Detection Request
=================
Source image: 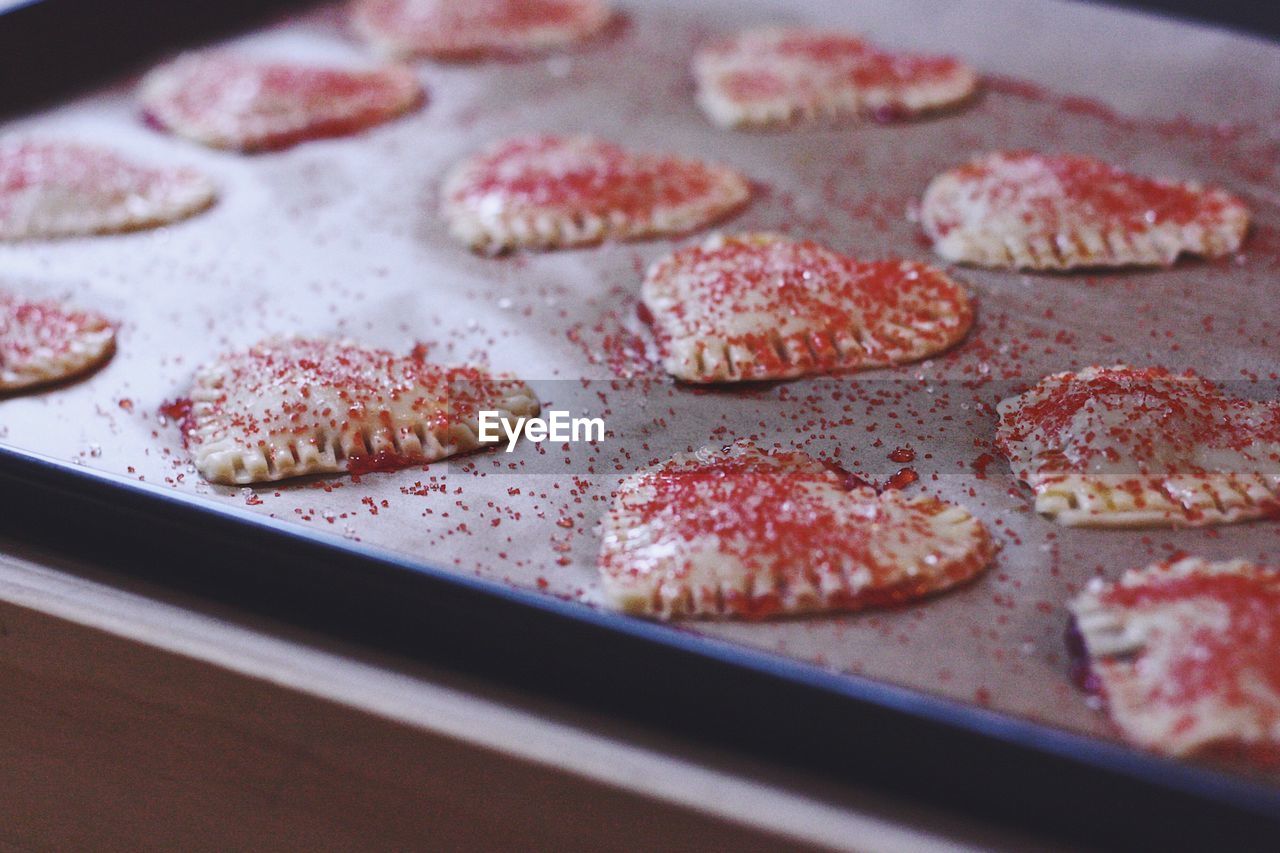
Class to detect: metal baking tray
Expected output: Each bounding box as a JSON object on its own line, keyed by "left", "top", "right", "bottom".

{"left": 3, "top": 0, "right": 1279, "bottom": 844}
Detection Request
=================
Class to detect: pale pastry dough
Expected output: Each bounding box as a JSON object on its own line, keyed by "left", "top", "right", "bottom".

{"left": 139, "top": 52, "right": 424, "bottom": 152}
{"left": 598, "top": 441, "right": 994, "bottom": 620}
{"left": 351, "top": 0, "right": 611, "bottom": 60}
{"left": 996, "top": 366, "right": 1280, "bottom": 527}
{"left": 642, "top": 232, "right": 973, "bottom": 383}
{"left": 0, "top": 140, "right": 215, "bottom": 240}
{"left": 0, "top": 293, "right": 116, "bottom": 392}
{"left": 185, "top": 337, "right": 540, "bottom": 485}
{"left": 694, "top": 27, "right": 977, "bottom": 129}
{"left": 1069, "top": 557, "right": 1280, "bottom": 759}
{"left": 921, "top": 151, "right": 1249, "bottom": 270}
{"left": 442, "top": 135, "right": 750, "bottom": 253}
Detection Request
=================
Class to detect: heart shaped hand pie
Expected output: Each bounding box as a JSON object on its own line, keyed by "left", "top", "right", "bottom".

{"left": 139, "top": 53, "right": 424, "bottom": 152}
{"left": 351, "top": 0, "right": 612, "bottom": 60}
{"left": 598, "top": 441, "right": 994, "bottom": 620}
{"left": 0, "top": 293, "right": 116, "bottom": 392}
{"left": 996, "top": 366, "right": 1280, "bottom": 527}
{"left": 694, "top": 27, "right": 977, "bottom": 129}
{"left": 0, "top": 141, "right": 216, "bottom": 240}
{"left": 442, "top": 134, "right": 751, "bottom": 253}
{"left": 921, "top": 151, "right": 1249, "bottom": 270}
{"left": 184, "top": 337, "right": 540, "bottom": 485}
{"left": 642, "top": 233, "right": 973, "bottom": 382}
{"left": 1069, "top": 557, "right": 1280, "bottom": 760}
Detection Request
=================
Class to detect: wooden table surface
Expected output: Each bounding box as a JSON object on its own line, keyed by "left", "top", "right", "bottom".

{"left": 0, "top": 535, "right": 1060, "bottom": 852}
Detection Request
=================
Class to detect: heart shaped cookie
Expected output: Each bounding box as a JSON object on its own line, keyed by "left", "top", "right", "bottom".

{"left": 183, "top": 337, "right": 540, "bottom": 485}
{"left": 598, "top": 441, "right": 994, "bottom": 620}
{"left": 351, "top": 0, "right": 611, "bottom": 60}
{"left": 441, "top": 134, "right": 751, "bottom": 253}
{"left": 0, "top": 293, "right": 116, "bottom": 392}
{"left": 1069, "top": 556, "right": 1280, "bottom": 759}
{"left": 0, "top": 140, "right": 216, "bottom": 240}
{"left": 921, "top": 151, "right": 1249, "bottom": 269}
{"left": 996, "top": 366, "right": 1280, "bottom": 527}
{"left": 694, "top": 27, "right": 977, "bottom": 129}
{"left": 139, "top": 53, "right": 425, "bottom": 152}
{"left": 642, "top": 233, "right": 973, "bottom": 382}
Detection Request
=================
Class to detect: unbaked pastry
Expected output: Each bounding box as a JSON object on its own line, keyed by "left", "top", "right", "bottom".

{"left": 598, "top": 441, "right": 994, "bottom": 619}
{"left": 0, "top": 293, "right": 116, "bottom": 392}
{"left": 642, "top": 232, "right": 973, "bottom": 382}
{"left": 0, "top": 140, "right": 215, "bottom": 240}
{"left": 442, "top": 134, "right": 750, "bottom": 253}
{"left": 694, "top": 27, "right": 977, "bottom": 129}
{"left": 996, "top": 366, "right": 1280, "bottom": 527}
{"left": 351, "top": 0, "right": 611, "bottom": 60}
{"left": 184, "top": 337, "right": 540, "bottom": 485}
{"left": 139, "top": 52, "right": 424, "bottom": 152}
{"left": 921, "top": 151, "right": 1248, "bottom": 269}
{"left": 1069, "top": 557, "right": 1280, "bottom": 759}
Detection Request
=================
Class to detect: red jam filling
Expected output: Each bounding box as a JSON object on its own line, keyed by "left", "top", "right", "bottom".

{"left": 159, "top": 397, "right": 196, "bottom": 446}
{"left": 347, "top": 449, "right": 425, "bottom": 476}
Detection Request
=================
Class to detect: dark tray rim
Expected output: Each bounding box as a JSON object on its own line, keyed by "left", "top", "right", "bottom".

{"left": 2, "top": 443, "right": 1278, "bottom": 847}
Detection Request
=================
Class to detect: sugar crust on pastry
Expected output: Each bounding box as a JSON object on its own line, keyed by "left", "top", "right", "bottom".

{"left": 139, "top": 52, "right": 424, "bottom": 152}
{"left": 185, "top": 337, "right": 540, "bottom": 485}
{"left": 1069, "top": 557, "right": 1280, "bottom": 759}
{"left": 598, "top": 441, "right": 994, "bottom": 620}
{"left": 642, "top": 232, "right": 973, "bottom": 383}
{"left": 0, "top": 293, "right": 116, "bottom": 392}
{"left": 350, "top": 0, "right": 611, "bottom": 60}
{"left": 0, "top": 140, "right": 216, "bottom": 240}
{"left": 996, "top": 365, "right": 1280, "bottom": 528}
{"left": 442, "top": 134, "right": 751, "bottom": 253}
{"left": 694, "top": 26, "right": 977, "bottom": 129}
{"left": 921, "top": 151, "right": 1249, "bottom": 270}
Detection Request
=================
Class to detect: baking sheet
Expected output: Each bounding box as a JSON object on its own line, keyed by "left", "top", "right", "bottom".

{"left": 2, "top": 0, "right": 1280, "bottom": 782}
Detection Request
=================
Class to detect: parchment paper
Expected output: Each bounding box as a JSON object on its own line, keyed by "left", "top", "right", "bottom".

{"left": 3, "top": 0, "right": 1279, "bottom": 782}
